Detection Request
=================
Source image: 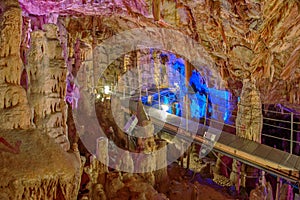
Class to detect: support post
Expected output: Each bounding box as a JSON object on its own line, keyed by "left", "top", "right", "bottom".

{"left": 184, "top": 60, "right": 192, "bottom": 168}
{"left": 158, "top": 86, "right": 161, "bottom": 109}
{"left": 204, "top": 95, "right": 208, "bottom": 127}
{"left": 275, "top": 177, "right": 282, "bottom": 200}
{"left": 184, "top": 60, "right": 192, "bottom": 129}
{"left": 137, "top": 50, "right": 142, "bottom": 100}
{"left": 185, "top": 96, "right": 189, "bottom": 131}
{"left": 186, "top": 146, "right": 191, "bottom": 169}
{"left": 237, "top": 161, "right": 241, "bottom": 195}
{"left": 290, "top": 112, "right": 294, "bottom": 154}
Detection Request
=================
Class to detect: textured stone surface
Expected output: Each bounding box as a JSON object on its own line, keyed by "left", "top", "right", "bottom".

{"left": 0, "top": 129, "right": 81, "bottom": 200}
{"left": 27, "top": 24, "right": 70, "bottom": 151}
{"left": 0, "top": 3, "right": 31, "bottom": 129}
{"left": 230, "top": 77, "right": 263, "bottom": 191}
{"left": 0, "top": 1, "right": 81, "bottom": 199}
{"left": 18, "top": 0, "right": 300, "bottom": 111}
{"left": 1, "top": 0, "right": 299, "bottom": 199}
{"left": 167, "top": 163, "right": 233, "bottom": 200}
{"left": 236, "top": 78, "right": 263, "bottom": 142}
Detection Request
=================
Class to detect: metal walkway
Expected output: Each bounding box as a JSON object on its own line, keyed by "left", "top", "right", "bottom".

{"left": 122, "top": 100, "right": 300, "bottom": 182}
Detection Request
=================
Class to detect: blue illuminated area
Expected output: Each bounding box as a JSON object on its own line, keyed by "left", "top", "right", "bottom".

{"left": 166, "top": 53, "right": 186, "bottom": 101}
{"left": 189, "top": 69, "right": 232, "bottom": 124}
{"left": 141, "top": 52, "right": 233, "bottom": 124}
{"left": 141, "top": 88, "right": 180, "bottom": 115}
{"left": 189, "top": 69, "right": 210, "bottom": 119}
{"left": 208, "top": 88, "right": 232, "bottom": 124}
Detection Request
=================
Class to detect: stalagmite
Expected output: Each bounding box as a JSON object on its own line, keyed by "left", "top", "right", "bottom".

{"left": 154, "top": 140, "right": 170, "bottom": 192}
{"left": 236, "top": 78, "right": 263, "bottom": 142}
{"left": 231, "top": 77, "right": 264, "bottom": 194}
{"left": 27, "top": 24, "right": 70, "bottom": 151}
{"left": 0, "top": 0, "right": 31, "bottom": 130}
{"left": 0, "top": 2, "right": 81, "bottom": 198}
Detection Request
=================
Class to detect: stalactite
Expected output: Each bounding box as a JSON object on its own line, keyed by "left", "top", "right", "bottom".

{"left": 152, "top": 0, "right": 161, "bottom": 21}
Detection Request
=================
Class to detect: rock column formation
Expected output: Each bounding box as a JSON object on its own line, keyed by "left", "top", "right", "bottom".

{"left": 27, "top": 24, "right": 70, "bottom": 151}
{"left": 0, "top": 0, "right": 31, "bottom": 129}
{"left": 230, "top": 78, "right": 263, "bottom": 192}
{"left": 0, "top": 1, "right": 81, "bottom": 199}
{"left": 236, "top": 78, "right": 263, "bottom": 142}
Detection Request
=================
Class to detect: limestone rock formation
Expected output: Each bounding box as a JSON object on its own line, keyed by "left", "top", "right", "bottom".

{"left": 236, "top": 78, "right": 263, "bottom": 142}
{"left": 104, "top": 173, "right": 169, "bottom": 200}
{"left": 0, "top": 129, "right": 81, "bottom": 200}
{"left": 0, "top": 1, "right": 31, "bottom": 130}
{"left": 17, "top": 0, "right": 300, "bottom": 112}
{"left": 27, "top": 24, "right": 70, "bottom": 151}
{"left": 230, "top": 77, "right": 263, "bottom": 191}
{"left": 249, "top": 182, "right": 274, "bottom": 200}
{"left": 0, "top": 1, "right": 81, "bottom": 199}
{"left": 0, "top": 0, "right": 299, "bottom": 199}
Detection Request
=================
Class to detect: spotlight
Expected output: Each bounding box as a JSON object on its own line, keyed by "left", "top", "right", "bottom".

{"left": 161, "top": 104, "right": 169, "bottom": 112}
{"left": 104, "top": 86, "right": 110, "bottom": 94}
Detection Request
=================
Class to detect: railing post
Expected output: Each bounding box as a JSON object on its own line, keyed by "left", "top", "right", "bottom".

{"left": 204, "top": 95, "right": 208, "bottom": 126}
{"left": 290, "top": 112, "right": 294, "bottom": 154}
{"left": 185, "top": 95, "right": 189, "bottom": 131}
{"left": 185, "top": 95, "right": 190, "bottom": 169}
{"left": 158, "top": 86, "right": 161, "bottom": 109}
{"left": 275, "top": 176, "right": 282, "bottom": 200}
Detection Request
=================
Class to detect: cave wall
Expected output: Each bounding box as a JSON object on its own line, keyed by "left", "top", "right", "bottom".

{"left": 0, "top": 0, "right": 299, "bottom": 199}
{"left": 0, "top": 1, "right": 81, "bottom": 199}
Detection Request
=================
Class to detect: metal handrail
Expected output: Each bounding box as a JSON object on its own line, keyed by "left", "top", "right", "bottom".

{"left": 109, "top": 84, "right": 300, "bottom": 155}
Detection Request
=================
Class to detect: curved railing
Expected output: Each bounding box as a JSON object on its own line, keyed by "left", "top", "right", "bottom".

{"left": 99, "top": 83, "right": 300, "bottom": 156}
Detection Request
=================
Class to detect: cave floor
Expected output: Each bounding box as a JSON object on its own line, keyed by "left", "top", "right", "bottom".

{"left": 0, "top": 129, "right": 80, "bottom": 200}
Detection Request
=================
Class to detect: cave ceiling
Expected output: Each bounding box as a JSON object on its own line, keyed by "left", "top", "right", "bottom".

{"left": 17, "top": 0, "right": 300, "bottom": 111}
